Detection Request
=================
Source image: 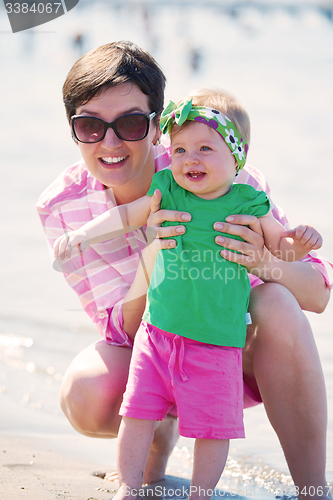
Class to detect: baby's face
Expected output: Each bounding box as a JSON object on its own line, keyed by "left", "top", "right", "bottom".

{"left": 171, "top": 121, "right": 237, "bottom": 200}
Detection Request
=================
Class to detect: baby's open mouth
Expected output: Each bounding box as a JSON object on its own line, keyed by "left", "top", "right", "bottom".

{"left": 186, "top": 171, "right": 206, "bottom": 179}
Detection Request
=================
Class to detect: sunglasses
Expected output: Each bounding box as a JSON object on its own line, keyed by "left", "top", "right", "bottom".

{"left": 71, "top": 112, "right": 157, "bottom": 143}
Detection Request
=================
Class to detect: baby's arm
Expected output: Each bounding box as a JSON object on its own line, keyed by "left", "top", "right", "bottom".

{"left": 53, "top": 194, "right": 153, "bottom": 259}
{"left": 260, "top": 211, "right": 323, "bottom": 262}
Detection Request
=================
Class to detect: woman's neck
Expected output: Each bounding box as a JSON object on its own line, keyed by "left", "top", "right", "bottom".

{"left": 105, "top": 157, "right": 156, "bottom": 206}
{"left": 111, "top": 185, "right": 149, "bottom": 205}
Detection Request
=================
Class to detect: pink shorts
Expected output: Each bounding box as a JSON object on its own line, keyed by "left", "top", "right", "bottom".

{"left": 119, "top": 322, "right": 245, "bottom": 440}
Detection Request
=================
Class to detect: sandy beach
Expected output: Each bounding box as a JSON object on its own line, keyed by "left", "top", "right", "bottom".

{"left": 1, "top": 1, "right": 333, "bottom": 498}
{"left": 1, "top": 433, "right": 116, "bottom": 500}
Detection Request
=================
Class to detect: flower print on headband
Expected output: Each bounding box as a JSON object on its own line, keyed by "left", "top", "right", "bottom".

{"left": 160, "top": 98, "right": 249, "bottom": 170}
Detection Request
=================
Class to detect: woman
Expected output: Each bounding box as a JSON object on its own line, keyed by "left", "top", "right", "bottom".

{"left": 37, "top": 41, "right": 331, "bottom": 498}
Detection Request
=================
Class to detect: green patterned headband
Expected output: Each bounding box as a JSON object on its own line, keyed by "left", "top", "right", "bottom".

{"left": 160, "top": 98, "right": 248, "bottom": 170}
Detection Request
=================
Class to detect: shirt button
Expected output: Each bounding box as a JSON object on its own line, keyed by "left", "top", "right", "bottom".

{"left": 98, "top": 311, "right": 107, "bottom": 319}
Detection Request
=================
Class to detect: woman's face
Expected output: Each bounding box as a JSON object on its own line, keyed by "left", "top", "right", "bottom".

{"left": 75, "top": 83, "right": 160, "bottom": 203}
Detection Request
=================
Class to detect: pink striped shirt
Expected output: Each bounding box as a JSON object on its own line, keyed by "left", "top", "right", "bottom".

{"left": 37, "top": 144, "right": 331, "bottom": 347}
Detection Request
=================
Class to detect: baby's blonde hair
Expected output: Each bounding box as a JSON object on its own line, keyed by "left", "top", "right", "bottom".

{"left": 172, "top": 88, "right": 250, "bottom": 145}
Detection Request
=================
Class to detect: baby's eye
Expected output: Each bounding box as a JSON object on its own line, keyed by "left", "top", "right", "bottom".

{"left": 201, "top": 146, "right": 211, "bottom": 151}
{"left": 174, "top": 147, "right": 186, "bottom": 154}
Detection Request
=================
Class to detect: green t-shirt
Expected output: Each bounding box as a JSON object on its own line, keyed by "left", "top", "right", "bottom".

{"left": 143, "top": 169, "right": 270, "bottom": 347}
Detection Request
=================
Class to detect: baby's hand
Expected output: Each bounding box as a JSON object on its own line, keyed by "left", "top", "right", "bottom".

{"left": 282, "top": 224, "right": 323, "bottom": 250}
{"left": 53, "top": 229, "right": 90, "bottom": 260}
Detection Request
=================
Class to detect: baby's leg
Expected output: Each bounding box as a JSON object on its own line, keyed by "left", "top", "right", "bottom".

{"left": 114, "top": 416, "right": 155, "bottom": 500}
{"left": 189, "top": 439, "right": 229, "bottom": 500}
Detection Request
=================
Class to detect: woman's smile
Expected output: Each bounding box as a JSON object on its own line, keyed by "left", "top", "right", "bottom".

{"left": 99, "top": 155, "right": 129, "bottom": 167}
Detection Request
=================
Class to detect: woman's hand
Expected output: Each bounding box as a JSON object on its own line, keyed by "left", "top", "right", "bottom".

{"left": 146, "top": 189, "right": 191, "bottom": 249}
{"left": 214, "top": 214, "right": 267, "bottom": 275}
{"left": 214, "top": 213, "right": 330, "bottom": 312}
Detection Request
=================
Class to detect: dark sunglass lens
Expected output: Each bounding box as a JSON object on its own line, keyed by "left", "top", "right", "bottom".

{"left": 116, "top": 115, "right": 148, "bottom": 141}
{"left": 74, "top": 117, "right": 104, "bottom": 142}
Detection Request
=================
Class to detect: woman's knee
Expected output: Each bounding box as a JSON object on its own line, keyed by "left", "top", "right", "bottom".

{"left": 59, "top": 341, "right": 131, "bottom": 437}
{"left": 250, "top": 283, "right": 306, "bottom": 322}
{"left": 248, "top": 283, "right": 312, "bottom": 348}
{"left": 59, "top": 369, "right": 120, "bottom": 437}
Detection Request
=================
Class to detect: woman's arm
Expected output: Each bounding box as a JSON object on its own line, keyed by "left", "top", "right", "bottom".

{"left": 122, "top": 244, "right": 160, "bottom": 339}
{"left": 122, "top": 191, "right": 191, "bottom": 339}
{"left": 214, "top": 214, "right": 330, "bottom": 313}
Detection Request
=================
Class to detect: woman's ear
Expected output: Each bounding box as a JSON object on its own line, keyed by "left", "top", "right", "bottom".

{"left": 153, "top": 125, "right": 162, "bottom": 146}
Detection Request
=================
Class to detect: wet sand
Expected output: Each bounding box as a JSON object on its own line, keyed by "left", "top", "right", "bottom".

{"left": 1, "top": 433, "right": 116, "bottom": 500}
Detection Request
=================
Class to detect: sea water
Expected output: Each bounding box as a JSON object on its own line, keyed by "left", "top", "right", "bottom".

{"left": 0, "top": 0, "right": 332, "bottom": 496}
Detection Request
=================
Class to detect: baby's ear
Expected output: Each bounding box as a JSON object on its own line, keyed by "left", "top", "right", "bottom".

{"left": 234, "top": 159, "right": 240, "bottom": 175}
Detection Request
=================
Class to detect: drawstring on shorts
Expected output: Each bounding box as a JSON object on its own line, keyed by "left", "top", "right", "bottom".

{"left": 168, "top": 335, "right": 188, "bottom": 384}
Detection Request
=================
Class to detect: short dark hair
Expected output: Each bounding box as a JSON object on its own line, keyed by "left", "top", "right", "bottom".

{"left": 63, "top": 41, "right": 166, "bottom": 123}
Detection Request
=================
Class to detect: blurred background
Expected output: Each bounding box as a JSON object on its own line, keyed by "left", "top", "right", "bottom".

{"left": 0, "top": 0, "right": 332, "bottom": 493}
